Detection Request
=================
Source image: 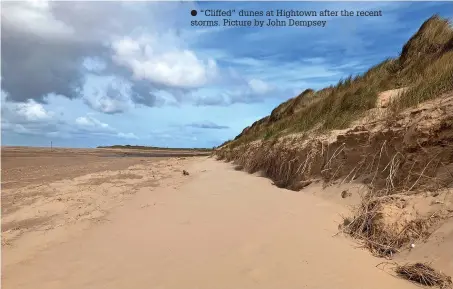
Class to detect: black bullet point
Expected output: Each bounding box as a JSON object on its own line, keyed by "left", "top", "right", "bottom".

{"left": 191, "top": 10, "right": 197, "bottom": 16}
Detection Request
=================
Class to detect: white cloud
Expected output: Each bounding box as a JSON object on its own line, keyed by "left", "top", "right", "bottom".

{"left": 2, "top": 0, "right": 448, "bottom": 149}
{"left": 2, "top": 1, "right": 294, "bottom": 110}
{"left": 75, "top": 114, "right": 139, "bottom": 140}
{"left": 83, "top": 92, "right": 133, "bottom": 114}
{"left": 1, "top": 0, "right": 74, "bottom": 39}
{"left": 187, "top": 121, "right": 229, "bottom": 130}
{"left": 2, "top": 123, "right": 30, "bottom": 135}
{"left": 2, "top": 93, "right": 140, "bottom": 142}
{"left": 117, "top": 132, "right": 138, "bottom": 139}
{"left": 82, "top": 76, "right": 136, "bottom": 114}
{"left": 75, "top": 115, "right": 109, "bottom": 129}
{"left": 111, "top": 34, "right": 218, "bottom": 89}
{"left": 14, "top": 99, "right": 53, "bottom": 122}
{"left": 303, "top": 57, "right": 326, "bottom": 64}
{"left": 248, "top": 79, "right": 273, "bottom": 95}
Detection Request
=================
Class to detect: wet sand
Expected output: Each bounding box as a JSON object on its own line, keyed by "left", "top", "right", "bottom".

{"left": 1, "top": 146, "right": 209, "bottom": 190}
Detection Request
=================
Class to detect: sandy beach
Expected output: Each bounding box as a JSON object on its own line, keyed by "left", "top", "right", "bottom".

{"left": 2, "top": 4, "right": 453, "bottom": 288}
{"left": 1, "top": 148, "right": 419, "bottom": 289}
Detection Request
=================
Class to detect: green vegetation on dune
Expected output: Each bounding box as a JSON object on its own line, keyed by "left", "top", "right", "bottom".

{"left": 223, "top": 15, "right": 453, "bottom": 149}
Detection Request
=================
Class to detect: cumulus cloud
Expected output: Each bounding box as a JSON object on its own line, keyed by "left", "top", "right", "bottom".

{"left": 247, "top": 79, "right": 273, "bottom": 95}
{"left": 1, "top": 1, "right": 100, "bottom": 103}
{"left": 2, "top": 93, "right": 53, "bottom": 124}
{"left": 2, "top": 123, "right": 31, "bottom": 135}
{"left": 15, "top": 99, "right": 53, "bottom": 122}
{"left": 1, "top": 91, "right": 138, "bottom": 140}
{"left": 1, "top": 1, "right": 286, "bottom": 112}
{"left": 75, "top": 115, "right": 110, "bottom": 129}
{"left": 83, "top": 91, "right": 132, "bottom": 114}
{"left": 112, "top": 35, "right": 218, "bottom": 89}
{"left": 0, "top": 1, "right": 227, "bottom": 111}
{"left": 1, "top": 95, "right": 62, "bottom": 136}
{"left": 193, "top": 77, "right": 280, "bottom": 106}
{"left": 117, "top": 132, "right": 138, "bottom": 139}
{"left": 2, "top": 0, "right": 75, "bottom": 40}
{"left": 82, "top": 77, "right": 136, "bottom": 114}
{"left": 74, "top": 114, "right": 137, "bottom": 140}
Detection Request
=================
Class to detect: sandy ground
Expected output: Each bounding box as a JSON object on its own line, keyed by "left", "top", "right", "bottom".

{"left": 1, "top": 147, "right": 205, "bottom": 266}
{"left": 1, "top": 152, "right": 422, "bottom": 289}
{"left": 1, "top": 146, "right": 209, "bottom": 190}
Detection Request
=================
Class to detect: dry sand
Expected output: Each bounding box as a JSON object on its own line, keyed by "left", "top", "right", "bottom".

{"left": 1, "top": 151, "right": 422, "bottom": 289}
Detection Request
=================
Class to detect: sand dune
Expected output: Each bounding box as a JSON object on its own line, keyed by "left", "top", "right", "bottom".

{"left": 2, "top": 157, "right": 419, "bottom": 289}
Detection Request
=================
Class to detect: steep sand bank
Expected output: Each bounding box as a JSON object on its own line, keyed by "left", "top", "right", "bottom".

{"left": 216, "top": 92, "right": 453, "bottom": 278}
{"left": 3, "top": 158, "right": 419, "bottom": 289}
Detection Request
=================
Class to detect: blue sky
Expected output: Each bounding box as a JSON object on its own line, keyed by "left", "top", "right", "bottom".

{"left": 1, "top": 1, "right": 452, "bottom": 148}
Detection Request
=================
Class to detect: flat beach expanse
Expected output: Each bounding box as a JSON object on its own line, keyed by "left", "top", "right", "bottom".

{"left": 2, "top": 147, "right": 417, "bottom": 289}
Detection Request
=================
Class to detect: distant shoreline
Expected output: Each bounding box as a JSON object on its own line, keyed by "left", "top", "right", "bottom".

{"left": 97, "top": 145, "right": 214, "bottom": 152}
{"left": 1, "top": 145, "right": 214, "bottom": 152}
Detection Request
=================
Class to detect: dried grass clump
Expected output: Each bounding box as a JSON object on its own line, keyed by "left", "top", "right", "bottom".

{"left": 396, "top": 262, "right": 452, "bottom": 288}
{"left": 342, "top": 195, "right": 442, "bottom": 257}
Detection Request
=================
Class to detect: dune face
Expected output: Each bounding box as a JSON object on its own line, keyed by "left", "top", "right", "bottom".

{"left": 216, "top": 15, "right": 453, "bottom": 286}
{"left": 218, "top": 16, "right": 453, "bottom": 149}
